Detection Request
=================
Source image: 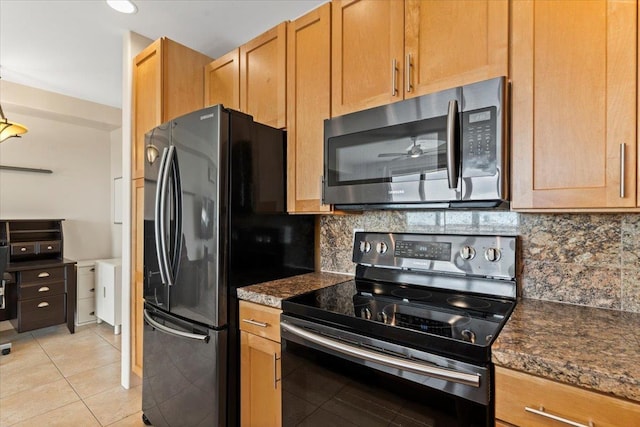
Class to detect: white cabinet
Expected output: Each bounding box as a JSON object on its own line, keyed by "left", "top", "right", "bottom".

{"left": 95, "top": 258, "right": 122, "bottom": 335}
{"left": 76, "top": 260, "right": 97, "bottom": 326}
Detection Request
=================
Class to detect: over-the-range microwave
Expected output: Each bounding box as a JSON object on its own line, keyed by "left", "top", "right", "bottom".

{"left": 322, "top": 76, "right": 509, "bottom": 210}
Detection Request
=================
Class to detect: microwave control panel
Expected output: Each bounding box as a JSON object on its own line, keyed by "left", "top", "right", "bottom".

{"left": 461, "top": 106, "right": 497, "bottom": 177}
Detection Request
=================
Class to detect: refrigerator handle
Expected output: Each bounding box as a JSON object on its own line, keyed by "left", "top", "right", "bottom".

{"left": 144, "top": 309, "right": 210, "bottom": 343}
{"left": 154, "top": 147, "right": 170, "bottom": 287}
{"left": 168, "top": 147, "right": 183, "bottom": 283}
{"left": 159, "top": 146, "right": 175, "bottom": 287}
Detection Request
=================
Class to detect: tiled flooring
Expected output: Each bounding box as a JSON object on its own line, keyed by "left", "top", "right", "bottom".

{"left": 0, "top": 321, "right": 147, "bottom": 427}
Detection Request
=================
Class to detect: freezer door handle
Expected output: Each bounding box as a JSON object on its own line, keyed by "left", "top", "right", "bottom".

{"left": 143, "top": 309, "right": 210, "bottom": 343}
{"left": 168, "top": 146, "right": 183, "bottom": 283}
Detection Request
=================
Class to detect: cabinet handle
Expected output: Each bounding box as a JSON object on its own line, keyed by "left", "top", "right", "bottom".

{"left": 46, "top": 245, "right": 53, "bottom": 250}
{"left": 273, "top": 353, "right": 281, "bottom": 389}
{"left": 37, "top": 302, "right": 49, "bottom": 308}
{"left": 38, "top": 286, "right": 50, "bottom": 292}
{"left": 406, "top": 53, "right": 412, "bottom": 93}
{"left": 241, "top": 318, "right": 268, "bottom": 328}
{"left": 104, "top": 287, "right": 106, "bottom": 298}
{"left": 525, "top": 406, "right": 594, "bottom": 427}
{"left": 20, "top": 247, "right": 27, "bottom": 252}
{"left": 620, "top": 143, "right": 626, "bottom": 198}
{"left": 391, "top": 59, "right": 398, "bottom": 96}
{"left": 37, "top": 272, "right": 50, "bottom": 278}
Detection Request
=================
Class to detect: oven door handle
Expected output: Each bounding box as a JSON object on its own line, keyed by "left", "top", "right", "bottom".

{"left": 281, "top": 322, "right": 480, "bottom": 388}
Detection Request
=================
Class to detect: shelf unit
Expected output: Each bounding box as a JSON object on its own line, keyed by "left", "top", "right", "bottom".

{"left": 0, "top": 219, "right": 64, "bottom": 262}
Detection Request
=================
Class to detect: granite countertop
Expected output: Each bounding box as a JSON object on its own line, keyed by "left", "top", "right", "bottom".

{"left": 238, "top": 273, "right": 640, "bottom": 404}
{"left": 236, "top": 271, "right": 353, "bottom": 309}
{"left": 493, "top": 298, "right": 640, "bottom": 403}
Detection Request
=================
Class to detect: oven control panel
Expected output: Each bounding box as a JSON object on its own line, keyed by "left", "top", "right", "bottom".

{"left": 353, "top": 232, "right": 517, "bottom": 280}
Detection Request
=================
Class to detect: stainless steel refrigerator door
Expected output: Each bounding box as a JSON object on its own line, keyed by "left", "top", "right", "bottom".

{"left": 142, "top": 305, "right": 227, "bottom": 427}
{"left": 165, "top": 106, "right": 224, "bottom": 328}
{"left": 144, "top": 122, "right": 172, "bottom": 311}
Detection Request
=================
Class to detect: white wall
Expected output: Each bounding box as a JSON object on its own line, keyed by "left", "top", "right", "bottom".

{"left": 0, "top": 80, "right": 121, "bottom": 261}
{"left": 110, "top": 127, "right": 123, "bottom": 257}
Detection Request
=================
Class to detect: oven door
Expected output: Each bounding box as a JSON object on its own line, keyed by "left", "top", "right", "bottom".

{"left": 281, "top": 316, "right": 491, "bottom": 427}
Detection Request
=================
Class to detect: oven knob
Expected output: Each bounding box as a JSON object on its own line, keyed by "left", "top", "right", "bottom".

{"left": 359, "top": 240, "right": 371, "bottom": 253}
{"left": 484, "top": 247, "right": 501, "bottom": 262}
{"left": 376, "top": 242, "right": 388, "bottom": 254}
{"left": 460, "top": 245, "right": 476, "bottom": 260}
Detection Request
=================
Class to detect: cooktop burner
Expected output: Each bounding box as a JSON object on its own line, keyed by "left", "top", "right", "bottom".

{"left": 282, "top": 232, "right": 518, "bottom": 364}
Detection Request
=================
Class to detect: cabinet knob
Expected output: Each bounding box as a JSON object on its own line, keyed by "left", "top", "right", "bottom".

{"left": 38, "top": 272, "right": 51, "bottom": 278}
{"left": 37, "top": 302, "right": 50, "bottom": 308}
{"left": 38, "top": 286, "right": 50, "bottom": 292}
{"left": 90, "top": 288, "right": 95, "bottom": 292}
{"left": 20, "top": 247, "right": 27, "bottom": 252}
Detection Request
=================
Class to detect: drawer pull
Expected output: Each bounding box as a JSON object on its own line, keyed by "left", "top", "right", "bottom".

{"left": 242, "top": 318, "right": 268, "bottom": 328}
{"left": 90, "top": 288, "right": 95, "bottom": 292}
{"left": 90, "top": 311, "right": 95, "bottom": 315}
{"left": 37, "top": 272, "right": 51, "bottom": 278}
{"left": 38, "top": 286, "right": 50, "bottom": 292}
{"left": 46, "top": 245, "right": 53, "bottom": 250}
{"left": 20, "top": 247, "right": 27, "bottom": 252}
{"left": 37, "top": 302, "right": 50, "bottom": 308}
{"left": 525, "top": 406, "right": 594, "bottom": 427}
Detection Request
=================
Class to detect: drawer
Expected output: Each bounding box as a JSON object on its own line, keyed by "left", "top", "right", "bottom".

{"left": 20, "top": 267, "right": 65, "bottom": 284}
{"left": 38, "top": 240, "right": 61, "bottom": 254}
{"left": 495, "top": 366, "right": 640, "bottom": 427}
{"left": 239, "top": 300, "right": 281, "bottom": 343}
{"left": 19, "top": 280, "right": 65, "bottom": 300}
{"left": 11, "top": 242, "right": 36, "bottom": 256}
{"left": 77, "top": 297, "right": 96, "bottom": 324}
{"left": 18, "top": 293, "right": 66, "bottom": 332}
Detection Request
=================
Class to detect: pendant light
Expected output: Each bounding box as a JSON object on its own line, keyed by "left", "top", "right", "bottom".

{"left": 0, "top": 103, "right": 28, "bottom": 142}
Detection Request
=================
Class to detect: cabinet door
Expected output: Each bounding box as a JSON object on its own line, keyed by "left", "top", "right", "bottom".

{"left": 240, "top": 22, "right": 287, "bottom": 128}
{"left": 287, "top": 2, "right": 332, "bottom": 213}
{"left": 511, "top": 0, "right": 637, "bottom": 209}
{"left": 204, "top": 48, "right": 240, "bottom": 110}
{"left": 132, "top": 39, "right": 163, "bottom": 180}
{"left": 240, "top": 331, "right": 281, "bottom": 427}
{"left": 404, "top": 0, "right": 508, "bottom": 97}
{"left": 131, "top": 178, "right": 145, "bottom": 376}
{"left": 163, "top": 38, "right": 212, "bottom": 121}
{"left": 331, "top": 0, "right": 405, "bottom": 116}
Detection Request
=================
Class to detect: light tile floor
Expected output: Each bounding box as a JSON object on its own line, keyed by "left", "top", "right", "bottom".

{"left": 0, "top": 321, "right": 147, "bottom": 427}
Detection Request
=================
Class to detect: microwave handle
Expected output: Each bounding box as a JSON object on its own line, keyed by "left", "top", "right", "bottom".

{"left": 446, "top": 99, "right": 459, "bottom": 189}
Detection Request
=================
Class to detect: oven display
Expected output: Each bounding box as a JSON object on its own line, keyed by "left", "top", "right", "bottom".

{"left": 394, "top": 241, "right": 451, "bottom": 261}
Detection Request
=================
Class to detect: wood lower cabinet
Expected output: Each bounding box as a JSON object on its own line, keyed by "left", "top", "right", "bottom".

{"left": 331, "top": 0, "right": 508, "bottom": 116}
{"left": 495, "top": 366, "right": 640, "bottom": 427}
{"left": 204, "top": 48, "right": 240, "bottom": 110}
{"left": 286, "top": 2, "right": 332, "bottom": 214}
{"left": 239, "top": 301, "right": 282, "bottom": 427}
{"left": 131, "top": 178, "right": 144, "bottom": 376}
{"left": 240, "top": 22, "right": 287, "bottom": 129}
{"left": 510, "top": 0, "right": 637, "bottom": 210}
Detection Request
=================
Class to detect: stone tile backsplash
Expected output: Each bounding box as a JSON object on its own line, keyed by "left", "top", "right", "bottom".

{"left": 319, "top": 211, "right": 640, "bottom": 313}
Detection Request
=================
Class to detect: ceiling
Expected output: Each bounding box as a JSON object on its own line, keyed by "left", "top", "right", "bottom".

{"left": 0, "top": 0, "right": 325, "bottom": 109}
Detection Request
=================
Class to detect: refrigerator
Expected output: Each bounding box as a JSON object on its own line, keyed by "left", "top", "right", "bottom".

{"left": 141, "top": 105, "right": 315, "bottom": 427}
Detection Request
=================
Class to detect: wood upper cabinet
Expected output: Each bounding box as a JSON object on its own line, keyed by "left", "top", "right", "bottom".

{"left": 331, "top": 0, "right": 404, "bottom": 117}
{"left": 204, "top": 48, "right": 240, "bottom": 110}
{"left": 495, "top": 366, "right": 640, "bottom": 427}
{"left": 132, "top": 37, "right": 212, "bottom": 180}
{"left": 287, "top": 2, "right": 332, "bottom": 213}
{"left": 240, "top": 22, "right": 287, "bottom": 129}
{"left": 510, "top": 0, "right": 637, "bottom": 210}
{"left": 239, "top": 301, "right": 282, "bottom": 427}
{"left": 331, "top": 0, "right": 508, "bottom": 117}
{"left": 404, "top": 0, "right": 508, "bottom": 97}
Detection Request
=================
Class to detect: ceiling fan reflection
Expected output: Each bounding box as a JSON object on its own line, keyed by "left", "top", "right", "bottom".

{"left": 378, "top": 136, "right": 443, "bottom": 160}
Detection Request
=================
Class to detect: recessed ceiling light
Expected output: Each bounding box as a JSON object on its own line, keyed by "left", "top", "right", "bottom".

{"left": 107, "top": 0, "right": 138, "bottom": 14}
